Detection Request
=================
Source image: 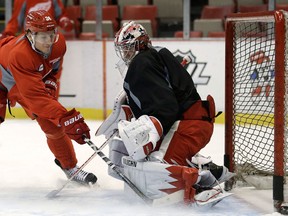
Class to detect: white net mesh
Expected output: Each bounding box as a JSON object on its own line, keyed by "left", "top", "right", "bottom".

{"left": 226, "top": 11, "right": 288, "bottom": 191}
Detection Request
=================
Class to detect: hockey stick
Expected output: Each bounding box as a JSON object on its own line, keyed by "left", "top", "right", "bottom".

{"left": 46, "top": 130, "right": 118, "bottom": 198}
{"left": 84, "top": 137, "right": 153, "bottom": 205}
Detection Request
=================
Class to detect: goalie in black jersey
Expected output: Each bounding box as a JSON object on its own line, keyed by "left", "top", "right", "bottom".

{"left": 96, "top": 21, "right": 234, "bottom": 205}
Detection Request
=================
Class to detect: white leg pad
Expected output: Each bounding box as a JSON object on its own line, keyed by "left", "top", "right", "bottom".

{"left": 108, "top": 137, "right": 128, "bottom": 180}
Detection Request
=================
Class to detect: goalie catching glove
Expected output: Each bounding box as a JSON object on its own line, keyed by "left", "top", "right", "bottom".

{"left": 118, "top": 115, "right": 163, "bottom": 161}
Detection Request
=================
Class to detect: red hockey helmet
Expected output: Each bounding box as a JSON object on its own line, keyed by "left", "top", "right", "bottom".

{"left": 25, "top": 10, "right": 57, "bottom": 33}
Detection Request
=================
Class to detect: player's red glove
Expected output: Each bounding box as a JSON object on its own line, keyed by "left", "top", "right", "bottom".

{"left": 0, "top": 89, "right": 7, "bottom": 123}
{"left": 59, "top": 108, "right": 90, "bottom": 144}
{"left": 59, "top": 17, "right": 74, "bottom": 32}
{"left": 44, "top": 77, "right": 58, "bottom": 99}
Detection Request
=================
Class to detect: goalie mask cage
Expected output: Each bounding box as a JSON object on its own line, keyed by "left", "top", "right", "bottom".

{"left": 224, "top": 10, "right": 288, "bottom": 213}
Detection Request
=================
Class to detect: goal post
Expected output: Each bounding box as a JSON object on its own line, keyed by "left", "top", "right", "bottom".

{"left": 224, "top": 10, "right": 288, "bottom": 213}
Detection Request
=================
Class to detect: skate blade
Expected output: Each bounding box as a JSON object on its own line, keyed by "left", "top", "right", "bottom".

{"left": 196, "top": 192, "right": 233, "bottom": 207}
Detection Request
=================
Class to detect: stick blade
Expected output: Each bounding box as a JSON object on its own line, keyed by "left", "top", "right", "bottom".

{"left": 46, "top": 189, "right": 60, "bottom": 199}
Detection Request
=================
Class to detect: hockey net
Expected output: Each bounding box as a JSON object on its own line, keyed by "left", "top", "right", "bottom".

{"left": 224, "top": 10, "right": 288, "bottom": 212}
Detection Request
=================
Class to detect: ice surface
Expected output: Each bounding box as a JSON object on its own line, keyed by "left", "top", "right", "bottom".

{"left": 0, "top": 120, "right": 281, "bottom": 216}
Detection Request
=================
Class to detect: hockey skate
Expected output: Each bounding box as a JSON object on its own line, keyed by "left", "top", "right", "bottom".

{"left": 55, "top": 159, "right": 97, "bottom": 185}
{"left": 151, "top": 184, "right": 232, "bottom": 207}
{"left": 188, "top": 154, "right": 235, "bottom": 185}
{"left": 194, "top": 187, "right": 232, "bottom": 208}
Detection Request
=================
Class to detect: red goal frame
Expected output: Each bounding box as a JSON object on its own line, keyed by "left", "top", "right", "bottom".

{"left": 224, "top": 10, "right": 287, "bottom": 211}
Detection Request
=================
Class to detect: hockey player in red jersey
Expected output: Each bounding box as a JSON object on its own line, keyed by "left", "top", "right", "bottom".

{"left": 96, "top": 21, "right": 234, "bottom": 205}
{"left": 0, "top": 10, "right": 97, "bottom": 185}
{"left": 0, "top": 0, "right": 74, "bottom": 98}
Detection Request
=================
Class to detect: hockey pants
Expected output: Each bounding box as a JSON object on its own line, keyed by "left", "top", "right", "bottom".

{"left": 159, "top": 119, "right": 213, "bottom": 166}
{"left": 156, "top": 95, "right": 215, "bottom": 166}
{"left": 36, "top": 117, "right": 77, "bottom": 169}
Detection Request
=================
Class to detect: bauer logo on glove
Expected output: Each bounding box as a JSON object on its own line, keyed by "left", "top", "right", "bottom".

{"left": 63, "top": 113, "right": 83, "bottom": 126}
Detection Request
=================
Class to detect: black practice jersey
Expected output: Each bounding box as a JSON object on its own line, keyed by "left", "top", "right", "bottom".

{"left": 123, "top": 46, "right": 200, "bottom": 134}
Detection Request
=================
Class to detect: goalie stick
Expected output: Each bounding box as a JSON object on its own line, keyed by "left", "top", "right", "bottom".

{"left": 46, "top": 130, "right": 118, "bottom": 198}
{"left": 84, "top": 137, "right": 153, "bottom": 205}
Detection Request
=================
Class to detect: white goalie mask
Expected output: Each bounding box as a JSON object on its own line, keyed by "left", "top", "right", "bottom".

{"left": 114, "top": 21, "right": 151, "bottom": 67}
